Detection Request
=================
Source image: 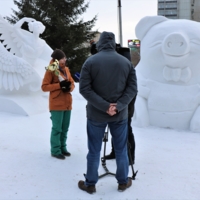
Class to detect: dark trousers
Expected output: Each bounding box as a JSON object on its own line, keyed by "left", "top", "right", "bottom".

{"left": 111, "top": 95, "right": 136, "bottom": 164}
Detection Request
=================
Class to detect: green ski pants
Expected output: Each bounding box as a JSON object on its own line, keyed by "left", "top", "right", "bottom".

{"left": 50, "top": 110, "right": 71, "bottom": 155}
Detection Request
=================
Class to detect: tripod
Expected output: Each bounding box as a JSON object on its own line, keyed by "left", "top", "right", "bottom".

{"left": 99, "top": 126, "right": 138, "bottom": 180}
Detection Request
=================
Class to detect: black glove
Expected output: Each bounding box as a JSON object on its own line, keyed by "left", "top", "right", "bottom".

{"left": 59, "top": 80, "right": 71, "bottom": 92}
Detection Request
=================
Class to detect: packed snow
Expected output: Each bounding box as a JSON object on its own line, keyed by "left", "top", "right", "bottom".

{"left": 0, "top": 83, "right": 200, "bottom": 200}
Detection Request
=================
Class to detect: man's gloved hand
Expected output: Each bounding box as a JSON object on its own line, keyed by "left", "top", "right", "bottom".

{"left": 59, "top": 80, "right": 71, "bottom": 92}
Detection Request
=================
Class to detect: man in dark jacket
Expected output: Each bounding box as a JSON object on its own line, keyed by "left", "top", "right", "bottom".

{"left": 78, "top": 31, "right": 137, "bottom": 194}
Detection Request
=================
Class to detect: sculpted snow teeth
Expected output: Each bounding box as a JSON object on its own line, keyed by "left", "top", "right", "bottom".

{"left": 163, "top": 66, "right": 191, "bottom": 82}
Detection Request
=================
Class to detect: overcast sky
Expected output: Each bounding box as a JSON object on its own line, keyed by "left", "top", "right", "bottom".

{"left": 0, "top": 0, "right": 157, "bottom": 47}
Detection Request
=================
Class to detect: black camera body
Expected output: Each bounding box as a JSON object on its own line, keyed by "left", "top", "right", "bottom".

{"left": 116, "top": 43, "right": 131, "bottom": 61}
{"left": 90, "top": 42, "right": 131, "bottom": 61}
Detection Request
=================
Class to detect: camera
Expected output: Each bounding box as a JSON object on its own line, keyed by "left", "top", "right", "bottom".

{"left": 90, "top": 42, "right": 131, "bottom": 61}
{"left": 90, "top": 40, "right": 98, "bottom": 55}
{"left": 116, "top": 43, "right": 131, "bottom": 61}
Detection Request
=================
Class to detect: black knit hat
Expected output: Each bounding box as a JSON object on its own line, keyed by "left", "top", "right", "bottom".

{"left": 51, "top": 49, "right": 66, "bottom": 60}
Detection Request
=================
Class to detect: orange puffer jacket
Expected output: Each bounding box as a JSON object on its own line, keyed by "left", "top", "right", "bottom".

{"left": 41, "top": 66, "right": 75, "bottom": 111}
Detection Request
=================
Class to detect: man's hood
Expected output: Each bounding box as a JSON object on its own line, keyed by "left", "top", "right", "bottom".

{"left": 96, "top": 31, "right": 116, "bottom": 52}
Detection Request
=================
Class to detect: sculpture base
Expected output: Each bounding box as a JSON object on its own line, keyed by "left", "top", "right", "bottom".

{"left": 0, "top": 93, "right": 48, "bottom": 116}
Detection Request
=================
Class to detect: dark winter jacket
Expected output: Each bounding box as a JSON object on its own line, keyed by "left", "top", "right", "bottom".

{"left": 79, "top": 31, "right": 137, "bottom": 122}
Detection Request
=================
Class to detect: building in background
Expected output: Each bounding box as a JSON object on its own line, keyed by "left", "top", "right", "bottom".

{"left": 193, "top": 0, "right": 200, "bottom": 21}
{"left": 157, "top": 0, "right": 200, "bottom": 22}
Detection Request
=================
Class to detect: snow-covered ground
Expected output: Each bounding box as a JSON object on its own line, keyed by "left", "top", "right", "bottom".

{"left": 1, "top": 83, "right": 200, "bottom": 200}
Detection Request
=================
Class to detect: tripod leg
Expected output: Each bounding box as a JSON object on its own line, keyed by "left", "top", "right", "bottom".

{"left": 99, "top": 127, "right": 116, "bottom": 179}
{"left": 101, "top": 129, "right": 108, "bottom": 164}
{"left": 128, "top": 142, "right": 138, "bottom": 180}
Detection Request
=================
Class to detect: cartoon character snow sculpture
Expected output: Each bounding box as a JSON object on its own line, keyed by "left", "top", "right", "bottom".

{"left": 0, "top": 16, "right": 53, "bottom": 115}
{"left": 133, "top": 15, "right": 200, "bottom": 132}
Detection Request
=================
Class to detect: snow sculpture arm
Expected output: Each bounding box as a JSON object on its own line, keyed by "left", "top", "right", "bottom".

{"left": 132, "top": 72, "right": 150, "bottom": 127}
{"left": 136, "top": 71, "right": 150, "bottom": 99}
{"left": 0, "top": 43, "right": 40, "bottom": 91}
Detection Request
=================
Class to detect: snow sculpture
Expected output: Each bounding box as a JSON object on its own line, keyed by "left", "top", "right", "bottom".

{"left": 133, "top": 15, "right": 200, "bottom": 132}
{"left": 0, "top": 16, "right": 53, "bottom": 115}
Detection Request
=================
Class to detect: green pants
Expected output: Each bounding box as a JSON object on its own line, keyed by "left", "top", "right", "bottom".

{"left": 50, "top": 110, "right": 71, "bottom": 155}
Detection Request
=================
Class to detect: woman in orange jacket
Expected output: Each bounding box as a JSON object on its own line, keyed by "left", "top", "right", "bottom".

{"left": 41, "top": 49, "right": 75, "bottom": 160}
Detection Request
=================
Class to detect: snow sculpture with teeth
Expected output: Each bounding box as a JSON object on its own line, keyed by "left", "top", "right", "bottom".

{"left": 133, "top": 15, "right": 200, "bottom": 132}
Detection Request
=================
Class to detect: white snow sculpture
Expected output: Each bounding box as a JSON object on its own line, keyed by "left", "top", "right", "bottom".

{"left": 0, "top": 16, "right": 53, "bottom": 115}
{"left": 133, "top": 15, "right": 200, "bottom": 132}
{"left": 0, "top": 42, "right": 41, "bottom": 91}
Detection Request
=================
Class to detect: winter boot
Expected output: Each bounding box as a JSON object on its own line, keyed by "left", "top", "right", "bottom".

{"left": 78, "top": 180, "right": 96, "bottom": 194}
{"left": 62, "top": 151, "right": 71, "bottom": 156}
{"left": 118, "top": 178, "right": 132, "bottom": 192}
{"left": 51, "top": 154, "right": 65, "bottom": 160}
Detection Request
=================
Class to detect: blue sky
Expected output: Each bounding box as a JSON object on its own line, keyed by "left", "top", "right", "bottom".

{"left": 0, "top": 0, "right": 157, "bottom": 47}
